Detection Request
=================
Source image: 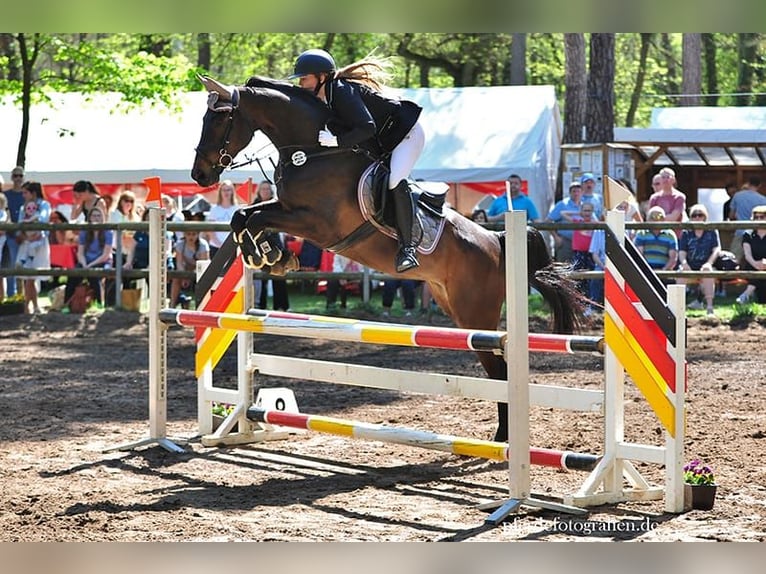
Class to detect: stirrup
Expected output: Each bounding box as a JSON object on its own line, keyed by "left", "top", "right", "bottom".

{"left": 395, "top": 247, "right": 419, "bottom": 273}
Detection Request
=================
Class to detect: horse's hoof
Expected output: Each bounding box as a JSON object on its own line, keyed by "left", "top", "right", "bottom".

{"left": 492, "top": 429, "right": 508, "bottom": 443}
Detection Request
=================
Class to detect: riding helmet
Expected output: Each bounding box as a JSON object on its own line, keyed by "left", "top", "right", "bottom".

{"left": 288, "top": 49, "right": 336, "bottom": 79}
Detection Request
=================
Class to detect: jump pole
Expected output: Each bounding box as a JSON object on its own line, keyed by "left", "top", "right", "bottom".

{"left": 247, "top": 407, "right": 599, "bottom": 471}
{"left": 159, "top": 308, "right": 605, "bottom": 355}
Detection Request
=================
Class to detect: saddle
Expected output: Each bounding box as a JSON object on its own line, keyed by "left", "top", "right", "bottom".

{"left": 358, "top": 162, "right": 448, "bottom": 255}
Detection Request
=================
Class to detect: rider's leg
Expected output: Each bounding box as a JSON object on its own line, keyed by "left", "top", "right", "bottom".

{"left": 389, "top": 123, "right": 425, "bottom": 273}
{"left": 391, "top": 181, "right": 419, "bottom": 272}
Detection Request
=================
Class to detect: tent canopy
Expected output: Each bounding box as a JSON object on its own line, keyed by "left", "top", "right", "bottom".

{"left": 1, "top": 85, "right": 561, "bottom": 214}
{"left": 614, "top": 106, "right": 766, "bottom": 169}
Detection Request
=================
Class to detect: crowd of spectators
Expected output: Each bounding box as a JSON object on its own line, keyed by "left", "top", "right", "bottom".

{"left": 2, "top": 166, "right": 766, "bottom": 317}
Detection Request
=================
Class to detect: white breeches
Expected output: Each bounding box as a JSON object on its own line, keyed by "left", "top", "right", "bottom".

{"left": 388, "top": 121, "right": 425, "bottom": 189}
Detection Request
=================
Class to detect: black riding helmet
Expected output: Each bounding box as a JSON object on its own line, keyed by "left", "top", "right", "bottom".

{"left": 288, "top": 49, "right": 336, "bottom": 79}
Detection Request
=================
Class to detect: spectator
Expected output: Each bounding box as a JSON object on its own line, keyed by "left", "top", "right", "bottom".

{"left": 634, "top": 206, "right": 678, "bottom": 274}
{"left": 70, "top": 180, "right": 108, "bottom": 222}
{"left": 728, "top": 176, "right": 766, "bottom": 266}
{"left": 162, "top": 194, "right": 185, "bottom": 242}
{"left": 16, "top": 181, "right": 51, "bottom": 314}
{"left": 615, "top": 179, "right": 644, "bottom": 230}
{"left": 129, "top": 208, "right": 175, "bottom": 273}
{"left": 486, "top": 174, "right": 540, "bottom": 223}
{"left": 735, "top": 205, "right": 766, "bottom": 305}
{"left": 63, "top": 207, "right": 113, "bottom": 311}
{"left": 587, "top": 196, "right": 637, "bottom": 314}
{"left": 722, "top": 181, "right": 738, "bottom": 221}
{"left": 171, "top": 211, "right": 210, "bottom": 308}
{"left": 109, "top": 190, "right": 140, "bottom": 293}
{"left": 381, "top": 278, "right": 417, "bottom": 318}
{"left": 3, "top": 166, "right": 26, "bottom": 297}
{"left": 677, "top": 204, "right": 720, "bottom": 316}
{"left": 48, "top": 210, "right": 77, "bottom": 246}
{"left": 546, "top": 181, "right": 583, "bottom": 263}
{"left": 253, "top": 181, "right": 290, "bottom": 311}
{"left": 471, "top": 209, "right": 488, "bottom": 224}
{"left": 570, "top": 202, "right": 597, "bottom": 296}
{"left": 0, "top": 191, "right": 8, "bottom": 300}
{"left": 649, "top": 167, "right": 686, "bottom": 238}
{"left": 206, "top": 179, "right": 240, "bottom": 259}
{"left": 579, "top": 173, "right": 604, "bottom": 220}
{"left": 325, "top": 253, "right": 362, "bottom": 310}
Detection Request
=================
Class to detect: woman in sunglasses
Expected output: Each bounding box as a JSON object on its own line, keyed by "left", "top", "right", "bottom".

{"left": 677, "top": 204, "right": 720, "bottom": 315}
{"left": 736, "top": 205, "right": 766, "bottom": 304}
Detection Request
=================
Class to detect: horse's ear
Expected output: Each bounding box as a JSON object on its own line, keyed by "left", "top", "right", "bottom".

{"left": 197, "top": 74, "right": 236, "bottom": 102}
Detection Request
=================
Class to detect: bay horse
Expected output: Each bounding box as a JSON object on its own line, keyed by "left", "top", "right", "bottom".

{"left": 191, "top": 75, "right": 584, "bottom": 442}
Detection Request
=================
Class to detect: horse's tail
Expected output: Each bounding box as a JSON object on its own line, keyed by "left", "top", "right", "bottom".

{"left": 499, "top": 228, "right": 585, "bottom": 334}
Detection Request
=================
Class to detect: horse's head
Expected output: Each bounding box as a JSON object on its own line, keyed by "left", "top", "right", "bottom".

{"left": 191, "top": 74, "right": 330, "bottom": 187}
{"left": 191, "top": 75, "right": 256, "bottom": 187}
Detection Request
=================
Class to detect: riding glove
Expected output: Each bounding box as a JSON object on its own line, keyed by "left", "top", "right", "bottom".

{"left": 318, "top": 126, "right": 338, "bottom": 147}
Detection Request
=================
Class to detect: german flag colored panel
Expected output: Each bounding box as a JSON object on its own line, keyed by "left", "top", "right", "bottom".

{"left": 605, "top": 271, "right": 676, "bottom": 392}
{"left": 605, "top": 230, "right": 675, "bottom": 345}
{"left": 195, "top": 236, "right": 239, "bottom": 303}
{"left": 195, "top": 258, "right": 244, "bottom": 344}
{"left": 605, "top": 314, "right": 676, "bottom": 436}
{"left": 195, "top": 289, "right": 244, "bottom": 377}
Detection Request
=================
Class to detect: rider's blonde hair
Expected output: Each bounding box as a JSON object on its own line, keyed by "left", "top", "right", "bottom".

{"left": 335, "top": 51, "right": 394, "bottom": 92}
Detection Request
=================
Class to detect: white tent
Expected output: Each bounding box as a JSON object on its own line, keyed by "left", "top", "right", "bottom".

{"left": 1, "top": 85, "right": 562, "bottom": 215}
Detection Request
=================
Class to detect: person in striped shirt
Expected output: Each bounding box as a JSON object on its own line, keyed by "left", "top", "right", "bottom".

{"left": 634, "top": 205, "right": 678, "bottom": 274}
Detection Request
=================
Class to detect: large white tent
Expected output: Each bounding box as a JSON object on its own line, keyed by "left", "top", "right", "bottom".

{"left": 1, "top": 85, "right": 562, "bottom": 215}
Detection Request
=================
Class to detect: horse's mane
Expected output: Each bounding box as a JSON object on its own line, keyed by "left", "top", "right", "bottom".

{"left": 243, "top": 75, "right": 329, "bottom": 126}
{"left": 244, "top": 76, "right": 324, "bottom": 107}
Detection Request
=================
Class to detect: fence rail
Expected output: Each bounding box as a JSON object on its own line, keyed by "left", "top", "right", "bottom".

{"left": 2, "top": 220, "right": 764, "bottom": 309}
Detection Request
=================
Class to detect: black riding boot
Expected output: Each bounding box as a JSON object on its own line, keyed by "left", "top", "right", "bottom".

{"left": 391, "top": 179, "right": 419, "bottom": 273}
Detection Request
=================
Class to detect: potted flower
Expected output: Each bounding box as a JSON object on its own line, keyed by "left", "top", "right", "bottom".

{"left": 684, "top": 459, "right": 717, "bottom": 510}
{"left": 211, "top": 402, "right": 236, "bottom": 431}
{"left": 0, "top": 294, "right": 26, "bottom": 316}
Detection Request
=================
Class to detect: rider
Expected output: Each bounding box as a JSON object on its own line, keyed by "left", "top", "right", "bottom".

{"left": 289, "top": 48, "right": 425, "bottom": 273}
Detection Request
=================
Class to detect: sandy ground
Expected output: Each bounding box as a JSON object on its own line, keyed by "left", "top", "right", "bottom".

{"left": 1, "top": 309, "right": 765, "bottom": 541}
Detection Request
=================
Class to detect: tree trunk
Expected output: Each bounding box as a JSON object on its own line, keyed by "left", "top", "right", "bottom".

{"left": 15, "top": 33, "right": 40, "bottom": 168}
{"left": 197, "top": 33, "right": 211, "bottom": 70}
{"left": 736, "top": 33, "right": 758, "bottom": 107}
{"left": 625, "top": 33, "right": 652, "bottom": 127}
{"left": 585, "top": 33, "right": 615, "bottom": 143}
{"left": 681, "top": 33, "right": 702, "bottom": 106}
{"left": 563, "top": 33, "right": 586, "bottom": 144}
{"left": 660, "top": 33, "right": 679, "bottom": 96}
{"left": 702, "top": 33, "right": 718, "bottom": 107}
{"left": 510, "top": 33, "right": 526, "bottom": 85}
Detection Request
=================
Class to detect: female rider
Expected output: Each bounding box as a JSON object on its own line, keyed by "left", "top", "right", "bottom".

{"left": 288, "top": 49, "right": 425, "bottom": 273}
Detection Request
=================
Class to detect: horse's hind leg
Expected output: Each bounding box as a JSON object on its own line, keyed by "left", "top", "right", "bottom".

{"left": 475, "top": 352, "right": 509, "bottom": 442}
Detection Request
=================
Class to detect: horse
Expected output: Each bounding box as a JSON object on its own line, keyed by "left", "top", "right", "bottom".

{"left": 191, "top": 75, "right": 584, "bottom": 442}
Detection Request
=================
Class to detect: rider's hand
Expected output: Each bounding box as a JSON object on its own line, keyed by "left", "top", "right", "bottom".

{"left": 318, "top": 125, "right": 338, "bottom": 147}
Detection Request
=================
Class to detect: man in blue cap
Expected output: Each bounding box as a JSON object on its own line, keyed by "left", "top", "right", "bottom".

{"left": 580, "top": 172, "right": 604, "bottom": 220}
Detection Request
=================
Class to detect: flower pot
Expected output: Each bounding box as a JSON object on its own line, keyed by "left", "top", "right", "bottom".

{"left": 0, "top": 302, "right": 25, "bottom": 316}
{"left": 685, "top": 483, "right": 717, "bottom": 511}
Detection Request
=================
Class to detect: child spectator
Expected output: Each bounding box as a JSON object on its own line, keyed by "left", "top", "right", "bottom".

{"left": 16, "top": 182, "right": 51, "bottom": 314}
{"left": 170, "top": 211, "right": 210, "bottom": 308}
